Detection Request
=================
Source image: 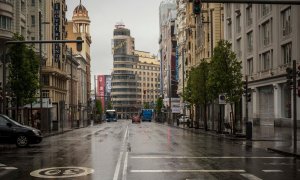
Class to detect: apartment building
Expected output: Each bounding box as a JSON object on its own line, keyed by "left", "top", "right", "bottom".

{"left": 135, "top": 50, "right": 160, "bottom": 108}
{"left": 159, "top": 0, "right": 179, "bottom": 122}
{"left": 111, "top": 23, "right": 160, "bottom": 119}
{"left": 224, "top": 4, "right": 300, "bottom": 127}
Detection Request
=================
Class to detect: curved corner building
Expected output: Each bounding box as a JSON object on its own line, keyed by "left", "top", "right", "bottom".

{"left": 111, "top": 23, "right": 139, "bottom": 119}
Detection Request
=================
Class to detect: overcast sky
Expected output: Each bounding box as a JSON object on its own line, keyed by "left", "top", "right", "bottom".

{"left": 66, "top": 0, "right": 163, "bottom": 79}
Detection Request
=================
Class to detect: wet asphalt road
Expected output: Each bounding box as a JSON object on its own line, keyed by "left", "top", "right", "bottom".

{"left": 0, "top": 120, "right": 299, "bottom": 180}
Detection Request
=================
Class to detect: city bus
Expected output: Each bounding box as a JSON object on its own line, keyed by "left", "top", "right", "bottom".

{"left": 105, "top": 109, "right": 117, "bottom": 122}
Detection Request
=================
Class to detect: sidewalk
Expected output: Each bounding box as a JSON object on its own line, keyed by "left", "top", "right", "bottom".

{"left": 159, "top": 121, "right": 300, "bottom": 158}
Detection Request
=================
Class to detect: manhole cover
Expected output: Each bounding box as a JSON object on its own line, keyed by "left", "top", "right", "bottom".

{"left": 30, "top": 167, "right": 94, "bottom": 178}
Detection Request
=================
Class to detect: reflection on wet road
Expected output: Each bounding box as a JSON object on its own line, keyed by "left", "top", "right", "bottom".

{"left": 0, "top": 120, "right": 299, "bottom": 180}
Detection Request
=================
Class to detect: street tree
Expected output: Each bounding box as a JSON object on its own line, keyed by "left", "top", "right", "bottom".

{"left": 95, "top": 99, "right": 103, "bottom": 121}
{"left": 8, "top": 34, "right": 39, "bottom": 121}
{"left": 196, "top": 60, "right": 210, "bottom": 131}
{"left": 208, "top": 40, "right": 243, "bottom": 134}
{"left": 155, "top": 97, "right": 163, "bottom": 113}
{"left": 186, "top": 61, "right": 210, "bottom": 130}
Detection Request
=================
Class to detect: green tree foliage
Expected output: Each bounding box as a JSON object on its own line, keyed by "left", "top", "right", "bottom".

{"left": 184, "top": 60, "right": 210, "bottom": 130}
{"left": 208, "top": 40, "right": 243, "bottom": 133}
{"left": 95, "top": 99, "right": 102, "bottom": 114}
{"left": 155, "top": 97, "right": 163, "bottom": 113}
{"left": 8, "top": 34, "right": 40, "bottom": 110}
{"left": 144, "top": 102, "right": 150, "bottom": 109}
{"left": 107, "top": 101, "right": 113, "bottom": 109}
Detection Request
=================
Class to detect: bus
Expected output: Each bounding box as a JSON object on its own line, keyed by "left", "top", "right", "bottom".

{"left": 105, "top": 109, "right": 117, "bottom": 122}
{"left": 141, "top": 109, "right": 153, "bottom": 122}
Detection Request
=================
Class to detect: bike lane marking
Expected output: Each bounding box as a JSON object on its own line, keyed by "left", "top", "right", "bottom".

{"left": 30, "top": 167, "right": 94, "bottom": 178}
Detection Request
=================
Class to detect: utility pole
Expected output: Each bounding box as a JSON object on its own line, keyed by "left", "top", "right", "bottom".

{"left": 39, "top": 11, "right": 43, "bottom": 131}
{"left": 286, "top": 60, "right": 298, "bottom": 154}
{"left": 292, "top": 60, "right": 297, "bottom": 154}
{"left": 70, "top": 48, "right": 73, "bottom": 128}
{"left": 2, "top": 46, "right": 7, "bottom": 115}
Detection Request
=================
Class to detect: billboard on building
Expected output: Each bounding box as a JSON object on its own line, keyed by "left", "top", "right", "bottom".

{"left": 97, "top": 75, "right": 106, "bottom": 111}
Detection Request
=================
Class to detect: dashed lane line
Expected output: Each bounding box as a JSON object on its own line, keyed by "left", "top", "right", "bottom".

{"left": 0, "top": 167, "right": 18, "bottom": 170}
{"left": 262, "top": 170, "right": 283, "bottom": 173}
{"left": 240, "top": 173, "right": 263, "bottom": 180}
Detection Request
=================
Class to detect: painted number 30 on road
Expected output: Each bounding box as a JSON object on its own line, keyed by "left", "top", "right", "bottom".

{"left": 30, "top": 167, "right": 94, "bottom": 178}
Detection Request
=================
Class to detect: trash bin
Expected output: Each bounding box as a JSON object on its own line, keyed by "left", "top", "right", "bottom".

{"left": 246, "top": 121, "right": 252, "bottom": 140}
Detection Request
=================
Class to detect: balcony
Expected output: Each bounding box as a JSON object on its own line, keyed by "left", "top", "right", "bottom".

{"left": 0, "top": 0, "right": 13, "bottom": 13}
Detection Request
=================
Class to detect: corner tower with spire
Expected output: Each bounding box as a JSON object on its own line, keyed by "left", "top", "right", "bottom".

{"left": 66, "top": 0, "right": 92, "bottom": 126}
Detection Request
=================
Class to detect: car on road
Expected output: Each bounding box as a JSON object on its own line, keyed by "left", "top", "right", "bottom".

{"left": 132, "top": 114, "right": 141, "bottom": 123}
{"left": 178, "top": 115, "right": 191, "bottom": 124}
{"left": 0, "top": 114, "right": 42, "bottom": 147}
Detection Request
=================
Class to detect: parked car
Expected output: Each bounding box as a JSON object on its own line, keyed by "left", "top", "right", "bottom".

{"left": 178, "top": 115, "right": 190, "bottom": 124}
{"left": 132, "top": 114, "right": 141, "bottom": 123}
{"left": 0, "top": 114, "right": 42, "bottom": 147}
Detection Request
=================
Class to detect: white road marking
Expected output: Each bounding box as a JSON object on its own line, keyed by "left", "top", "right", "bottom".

{"left": 130, "top": 169, "right": 246, "bottom": 173}
{"left": 262, "top": 170, "right": 283, "bottom": 173}
{"left": 113, "top": 125, "right": 129, "bottom": 180}
{"left": 0, "top": 163, "right": 5, "bottom": 166}
{"left": 0, "top": 167, "right": 18, "bottom": 170}
{"left": 122, "top": 152, "right": 128, "bottom": 180}
{"left": 130, "top": 156, "right": 291, "bottom": 159}
{"left": 240, "top": 173, "right": 263, "bottom": 180}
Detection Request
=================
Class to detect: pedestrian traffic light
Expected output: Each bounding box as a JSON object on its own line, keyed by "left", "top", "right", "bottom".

{"left": 298, "top": 80, "right": 300, "bottom": 97}
{"left": 286, "top": 67, "right": 293, "bottom": 86}
{"left": 243, "top": 81, "right": 248, "bottom": 95}
{"left": 76, "top": 37, "right": 82, "bottom": 52}
{"left": 193, "top": 0, "right": 201, "bottom": 15}
{"left": 247, "top": 89, "right": 251, "bottom": 102}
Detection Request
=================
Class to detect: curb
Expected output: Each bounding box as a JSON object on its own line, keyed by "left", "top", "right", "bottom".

{"left": 156, "top": 122, "right": 246, "bottom": 141}
{"left": 267, "top": 148, "right": 300, "bottom": 159}
{"left": 156, "top": 122, "right": 300, "bottom": 158}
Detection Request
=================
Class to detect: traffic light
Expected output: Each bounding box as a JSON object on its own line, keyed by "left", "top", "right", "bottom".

{"left": 193, "top": 0, "right": 201, "bottom": 15}
{"left": 298, "top": 80, "right": 300, "bottom": 97}
{"left": 297, "top": 65, "right": 300, "bottom": 77}
{"left": 286, "top": 67, "right": 293, "bottom": 86}
{"left": 243, "top": 81, "right": 248, "bottom": 95}
{"left": 246, "top": 89, "right": 251, "bottom": 102}
{"left": 76, "top": 37, "right": 82, "bottom": 52}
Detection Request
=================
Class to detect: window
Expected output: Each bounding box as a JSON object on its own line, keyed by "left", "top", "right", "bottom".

{"left": 31, "top": 0, "right": 35, "bottom": 6}
{"left": 261, "top": 4, "right": 271, "bottom": 17}
{"left": 236, "top": 38, "right": 241, "bottom": 58}
{"left": 281, "top": 7, "right": 291, "bottom": 36}
{"left": 0, "top": 15, "right": 12, "bottom": 30}
{"left": 247, "top": 58, "right": 253, "bottom": 76}
{"left": 0, "top": 116, "right": 8, "bottom": 126}
{"left": 246, "top": 5, "right": 253, "bottom": 26}
{"left": 236, "top": 15, "right": 241, "bottom": 33}
{"left": 247, "top": 31, "right": 253, "bottom": 53}
{"left": 262, "top": 20, "right": 271, "bottom": 46}
{"left": 31, "top": 15, "right": 35, "bottom": 26}
{"left": 282, "top": 42, "right": 292, "bottom": 65}
{"left": 261, "top": 51, "right": 272, "bottom": 71}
